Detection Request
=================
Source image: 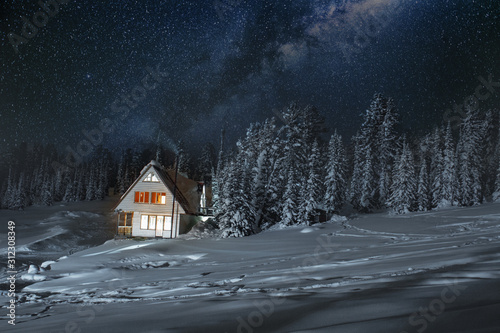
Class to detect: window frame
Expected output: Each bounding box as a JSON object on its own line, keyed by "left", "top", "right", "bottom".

{"left": 139, "top": 214, "right": 173, "bottom": 231}
{"left": 134, "top": 191, "right": 150, "bottom": 204}
{"left": 143, "top": 173, "right": 159, "bottom": 182}
{"left": 151, "top": 192, "right": 167, "bottom": 205}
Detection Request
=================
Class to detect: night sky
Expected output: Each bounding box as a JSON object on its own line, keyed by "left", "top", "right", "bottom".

{"left": 1, "top": 0, "right": 499, "bottom": 157}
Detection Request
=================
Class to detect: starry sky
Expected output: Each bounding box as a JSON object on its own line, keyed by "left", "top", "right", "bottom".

{"left": 1, "top": 0, "right": 499, "bottom": 158}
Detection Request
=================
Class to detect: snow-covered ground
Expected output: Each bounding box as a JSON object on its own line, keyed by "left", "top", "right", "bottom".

{"left": 2, "top": 202, "right": 500, "bottom": 332}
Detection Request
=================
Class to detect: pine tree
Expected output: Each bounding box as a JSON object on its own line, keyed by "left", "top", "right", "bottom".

{"left": 53, "top": 169, "right": 64, "bottom": 202}
{"left": 198, "top": 143, "right": 216, "bottom": 183}
{"left": 62, "top": 174, "right": 74, "bottom": 202}
{"left": 352, "top": 93, "right": 399, "bottom": 210}
{"left": 430, "top": 127, "right": 445, "bottom": 207}
{"left": 349, "top": 134, "right": 363, "bottom": 209}
{"left": 416, "top": 151, "right": 431, "bottom": 211}
{"left": 388, "top": 140, "right": 417, "bottom": 214}
{"left": 219, "top": 156, "right": 256, "bottom": 238}
{"left": 85, "top": 167, "right": 96, "bottom": 201}
{"left": 40, "top": 174, "right": 53, "bottom": 206}
{"left": 300, "top": 140, "right": 322, "bottom": 225}
{"left": 281, "top": 168, "right": 298, "bottom": 226}
{"left": 116, "top": 154, "right": 126, "bottom": 195}
{"left": 212, "top": 129, "right": 226, "bottom": 216}
{"left": 457, "top": 106, "right": 484, "bottom": 206}
{"left": 1, "top": 168, "right": 15, "bottom": 209}
{"left": 262, "top": 135, "right": 286, "bottom": 226}
{"left": 324, "top": 131, "right": 347, "bottom": 214}
{"left": 441, "top": 122, "right": 457, "bottom": 206}
{"left": 359, "top": 146, "right": 376, "bottom": 212}
{"left": 377, "top": 98, "right": 399, "bottom": 205}
{"left": 96, "top": 160, "right": 108, "bottom": 200}
{"left": 493, "top": 158, "right": 500, "bottom": 202}
{"left": 481, "top": 109, "right": 499, "bottom": 198}
{"left": 493, "top": 115, "right": 500, "bottom": 202}
{"left": 12, "top": 173, "right": 27, "bottom": 210}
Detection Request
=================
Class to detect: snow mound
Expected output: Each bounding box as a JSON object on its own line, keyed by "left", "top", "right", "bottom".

{"left": 300, "top": 227, "right": 319, "bottom": 233}
{"left": 21, "top": 274, "right": 47, "bottom": 282}
{"left": 179, "top": 219, "right": 221, "bottom": 239}
{"left": 327, "top": 214, "right": 348, "bottom": 223}
{"left": 28, "top": 264, "right": 39, "bottom": 274}
{"left": 41, "top": 261, "right": 56, "bottom": 271}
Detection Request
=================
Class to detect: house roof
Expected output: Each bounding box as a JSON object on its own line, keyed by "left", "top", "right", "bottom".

{"left": 114, "top": 160, "right": 200, "bottom": 214}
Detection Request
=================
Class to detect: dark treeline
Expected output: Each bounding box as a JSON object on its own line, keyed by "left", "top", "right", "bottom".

{"left": 0, "top": 139, "right": 216, "bottom": 210}
{"left": 214, "top": 94, "right": 500, "bottom": 237}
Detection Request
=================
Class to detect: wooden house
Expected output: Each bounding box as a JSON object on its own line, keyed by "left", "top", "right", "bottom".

{"left": 114, "top": 160, "right": 211, "bottom": 238}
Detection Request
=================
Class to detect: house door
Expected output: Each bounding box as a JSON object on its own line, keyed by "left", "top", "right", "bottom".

{"left": 164, "top": 216, "right": 172, "bottom": 238}
{"left": 156, "top": 216, "right": 164, "bottom": 237}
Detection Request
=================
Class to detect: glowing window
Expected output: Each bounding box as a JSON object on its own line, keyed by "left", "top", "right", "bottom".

{"left": 151, "top": 192, "right": 167, "bottom": 204}
{"left": 141, "top": 215, "right": 148, "bottom": 229}
{"left": 149, "top": 216, "right": 156, "bottom": 230}
{"left": 134, "top": 192, "right": 149, "bottom": 203}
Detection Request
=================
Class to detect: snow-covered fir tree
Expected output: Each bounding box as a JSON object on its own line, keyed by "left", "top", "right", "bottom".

{"left": 359, "top": 145, "right": 376, "bottom": 212}
{"left": 197, "top": 143, "right": 216, "bottom": 183}
{"left": 85, "top": 168, "right": 96, "bottom": 201}
{"left": 481, "top": 109, "right": 499, "bottom": 198}
{"left": 377, "top": 98, "right": 399, "bottom": 205}
{"left": 492, "top": 115, "right": 500, "bottom": 202}
{"left": 324, "top": 131, "right": 347, "bottom": 214}
{"left": 281, "top": 167, "right": 299, "bottom": 226}
{"left": 249, "top": 119, "right": 277, "bottom": 228}
{"left": 218, "top": 155, "right": 256, "bottom": 238}
{"left": 456, "top": 106, "right": 485, "bottom": 206}
{"left": 493, "top": 157, "right": 500, "bottom": 202}
{"left": 62, "top": 175, "right": 74, "bottom": 203}
{"left": 351, "top": 93, "right": 399, "bottom": 211}
{"left": 349, "top": 133, "right": 363, "bottom": 209}
{"left": 116, "top": 155, "right": 126, "bottom": 195}
{"left": 387, "top": 140, "right": 417, "bottom": 214}
{"left": 12, "top": 173, "right": 27, "bottom": 210}
{"left": 211, "top": 129, "right": 226, "bottom": 216}
{"left": 416, "top": 143, "right": 431, "bottom": 212}
{"left": 300, "top": 140, "right": 322, "bottom": 225}
{"left": 430, "top": 127, "right": 444, "bottom": 208}
{"left": 440, "top": 122, "right": 457, "bottom": 206}
{"left": 40, "top": 174, "right": 53, "bottom": 206}
{"left": 1, "top": 168, "right": 15, "bottom": 209}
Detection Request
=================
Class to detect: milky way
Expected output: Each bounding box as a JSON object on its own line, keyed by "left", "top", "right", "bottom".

{"left": 1, "top": 0, "right": 499, "bottom": 156}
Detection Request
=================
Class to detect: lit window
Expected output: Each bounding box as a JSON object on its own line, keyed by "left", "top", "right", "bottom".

{"left": 140, "top": 215, "right": 172, "bottom": 230}
{"left": 144, "top": 173, "right": 159, "bottom": 182}
{"left": 151, "top": 192, "right": 167, "bottom": 204}
{"left": 141, "top": 215, "right": 148, "bottom": 229}
{"left": 134, "top": 192, "right": 149, "bottom": 203}
{"left": 149, "top": 216, "right": 156, "bottom": 230}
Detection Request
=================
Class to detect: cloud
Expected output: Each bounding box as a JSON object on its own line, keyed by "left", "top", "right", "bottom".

{"left": 278, "top": 41, "right": 309, "bottom": 69}
{"left": 306, "top": 0, "right": 402, "bottom": 43}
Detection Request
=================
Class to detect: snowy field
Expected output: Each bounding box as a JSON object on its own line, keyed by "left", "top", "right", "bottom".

{"left": 1, "top": 201, "right": 500, "bottom": 332}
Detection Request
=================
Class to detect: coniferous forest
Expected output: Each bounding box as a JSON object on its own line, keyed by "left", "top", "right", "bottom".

{"left": 2, "top": 94, "right": 500, "bottom": 238}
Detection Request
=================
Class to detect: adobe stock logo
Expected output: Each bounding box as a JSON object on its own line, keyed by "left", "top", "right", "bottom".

{"left": 443, "top": 73, "right": 500, "bottom": 130}
{"left": 7, "top": 0, "right": 71, "bottom": 54}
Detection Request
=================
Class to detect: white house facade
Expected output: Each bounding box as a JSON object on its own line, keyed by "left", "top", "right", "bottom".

{"left": 114, "top": 160, "right": 205, "bottom": 238}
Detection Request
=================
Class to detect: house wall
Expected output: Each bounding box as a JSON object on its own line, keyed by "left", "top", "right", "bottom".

{"left": 129, "top": 208, "right": 182, "bottom": 238}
